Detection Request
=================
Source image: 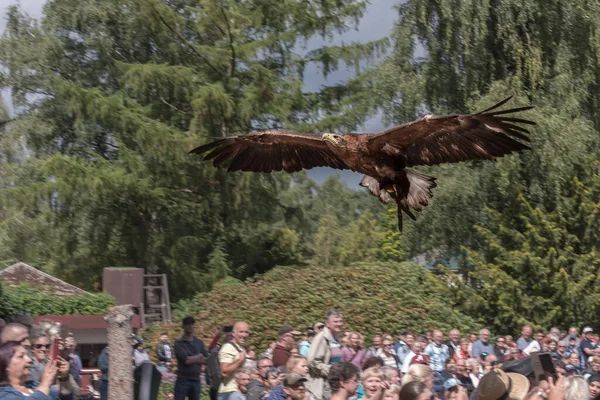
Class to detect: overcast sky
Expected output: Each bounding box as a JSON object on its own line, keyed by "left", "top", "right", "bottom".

{"left": 0, "top": 0, "right": 400, "bottom": 186}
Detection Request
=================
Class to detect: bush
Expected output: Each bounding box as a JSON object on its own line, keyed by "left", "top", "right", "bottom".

{"left": 144, "top": 262, "right": 479, "bottom": 352}
{"left": 0, "top": 282, "right": 115, "bottom": 320}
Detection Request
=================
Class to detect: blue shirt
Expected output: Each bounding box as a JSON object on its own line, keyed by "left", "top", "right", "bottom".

{"left": 471, "top": 340, "right": 495, "bottom": 359}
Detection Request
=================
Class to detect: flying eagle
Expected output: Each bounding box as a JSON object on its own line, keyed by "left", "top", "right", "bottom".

{"left": 190, "top": 97, "right": 535, "bottom": 231}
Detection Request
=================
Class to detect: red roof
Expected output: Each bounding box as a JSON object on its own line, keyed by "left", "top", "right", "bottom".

{"left": 34, "top": 314, "right": 141, "bottom": 330}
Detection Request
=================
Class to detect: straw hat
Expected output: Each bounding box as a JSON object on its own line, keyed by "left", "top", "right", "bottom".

{"left": 475, "top": 369, "right": 530, "bottom": 400}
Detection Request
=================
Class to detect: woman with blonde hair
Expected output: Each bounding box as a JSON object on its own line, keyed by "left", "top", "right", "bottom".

{"left": 342, "top": 332, "right": 366, "bottom": 370}
{"left": 285, "top": 354, "right": 309, "bottom": 376}
{"left": 402, "top": 364, "right": 434, "bottom": 389}
{"left": 362, "top": 367, "right": 386, "bottom": 400}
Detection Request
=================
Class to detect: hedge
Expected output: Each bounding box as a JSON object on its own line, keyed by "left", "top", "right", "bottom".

{"left": 143, "top": 262, "right": 479, "bottom": 353}
{"left": 0, "top": 282, "right": 115, "bottom": 320}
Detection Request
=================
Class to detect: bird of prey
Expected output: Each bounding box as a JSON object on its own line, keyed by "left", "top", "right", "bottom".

{"left": 190, "top": 97, "right": 535, "bottom": 231}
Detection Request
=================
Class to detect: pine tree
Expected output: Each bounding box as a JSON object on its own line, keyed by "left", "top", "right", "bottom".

{"left": 0, "top": 0, "right": 386, "bottom": 297}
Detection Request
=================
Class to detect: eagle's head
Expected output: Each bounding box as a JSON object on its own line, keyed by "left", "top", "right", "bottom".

{"left": 322, "top": 133, "right": 345, "bottom": 147}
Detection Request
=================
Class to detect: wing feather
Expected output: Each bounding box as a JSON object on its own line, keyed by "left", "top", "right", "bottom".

{"left": 367, "top": 97, "right": 535, "bottom": 167}
{"left": 190, "top": 131, "right": 348, "bottom": 173}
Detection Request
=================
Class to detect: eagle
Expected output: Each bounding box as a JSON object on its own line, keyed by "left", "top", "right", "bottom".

{"left": 190, "top": 97, "right": 535, "bottom": 231}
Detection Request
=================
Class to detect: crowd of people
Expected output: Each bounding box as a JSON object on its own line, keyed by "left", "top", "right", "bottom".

{"left": 165, "top": 311, "right": 600, "bottom": 400}
{"left": 1, "top": 310, "right": 600, "bottom": 400}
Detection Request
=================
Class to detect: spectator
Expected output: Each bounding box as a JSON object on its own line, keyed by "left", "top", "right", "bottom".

{"left": 474, "top": 368, "right": 529, "bottom": 400}
{"left": 98, "top": 347, "right": 108, "bottom": 400}
{"left": 581, "top": 327, "right": 599, "bottom": 362}
{"left": 402, "top": 364, "right": 434, "bottom": 389}
{"left": 454, "top": 359, "right": 475, "bottom": 395}
{"left": 207, "top": 329, "right": 232, "bottom": 400}
{"left": 328, "top": 362, "right": 360, "bottom": 400}
{"left": 446, "top": 330, "right": 461, "bottom": 359}
{"left": 28, "top": 333, "right": 51, "bottom": 384}
{"left": 549, "top": 327, "right": 561, "bottom": 342}
{"left": 0, "top": 324, "right": 30, "bottom": 348}
{"left": 467, "top": 359, "right": 482, "bottom": 388}
{"left": 494, "top": 336, "right": 509, "bottom": 360}
{"left": 273, "top": 325, "right": 299, "bottom": 368}
{"left": 402, "top": 341, "right": 425, "bottom": 374}
{"left": 566, "top": 335, "right": 579, "bottom": 358}
{"left": 228, "top": 369, "right": 252, "bottom": 400}
{"left": 0, "top": 341, "right": 62, "bottom": 399}
{"left": 306, "top": 310, "right": 344, "bottom": 400}
{"left": 363, "top": 357, "right": 385, "bottom": 370}
{"left": 471, "top": 330, "right": 495, "bottom": 360}
{"left": 133, "top": 336, "right": 151, "bottom": 367}
{"left": 12, "top": 314, "right": 34, "bottom": 334}
{"left": 522, "top": 329, "right": 544, "bottom": 356}
{"left": 588, "top": 374, "right": 600, "bottom": 400}
{"left": 397, "top": 332, "right": 415, "bottom": 365}
{"left": 362, "top": 367, "right": 385, "bottom": 400}
{"left": 566, "top": 353, "right": 582, "bottom": 375}
{"left": 468, "top": 334, "right": 478, "bottom": 354}
{"left": 365, "top": 336, "right": 382, "bottom": 361}
{"left": 453, "top": 339, "right": 471, "bottom": 361}
{"left": 299, "top": 331, "right": 316, "bottom": 358}
{"left": 218, "top": 321, "right": 251, "bottom": 400}
{"left": 568, "top": 328, "right": 581, "bottom": 346}
{"left": 377, "top": 335, "right": 400, "bottom": 371}
{"left": 341, "top": 332, "right": 366, "bottom": 370}
{"left": 283, "top": 374, "right": 309, "bottom": 400}
{"left": 555, "top": 341, "right": 568, "bottom": 360}
{"left": 424, "top": 330, "right": 449, "bottom": 374}
{"left": 314, "top": 323, "right": 325, "bottom": 335}
{"left": 393, "top": 331, "right": 408, "bottom": 358}
{"left": 584, "top": 356, "right": 600, "bottom": 380}
{"left": 564, "top": 376, "right": 589, "bottom": 400}
{"left": 174, "top": 316, "right": 209, "bottom": 400}
{"left": 247, "top": 356, "right": 274, "bottom": 400}
{"left": 266, "top": 355, "right": 309, "bottom": 400}
{"left": 399, "top": 381, "right": 433, "bottom": 400}
{"left": 517, "top": 325, "right": 533, "bottom": 351}
{"left": 382, "top": 366, "right": 400, "bottom": 386}
{"left": 156, "top": 332, "right": 173, "bottom": 372}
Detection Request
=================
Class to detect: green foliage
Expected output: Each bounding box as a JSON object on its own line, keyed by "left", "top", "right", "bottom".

{"left": 147, "top": 263, "right": 478, "bottom": 350}
{"left": 0, "top": 282, "right": 115, "bottom": 320}
{"left": 0, "top": 0, "right": 387, "bottom": 299}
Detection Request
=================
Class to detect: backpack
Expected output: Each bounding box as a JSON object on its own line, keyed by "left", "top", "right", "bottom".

{"left": 206, "top": 342, "right": 243, "bottom": 391}
{"left": 206, "top": 345, "right": 222, "bottom": 391}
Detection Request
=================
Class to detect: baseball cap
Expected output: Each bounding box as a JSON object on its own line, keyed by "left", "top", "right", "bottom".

{"left": 314, "top": 322, "right": 325, "bottom": 330}
{"left": 565, "top": 365, "right": 577, "bottom": 372}
{"left": 278, "top": 324, "right": 301, "bottom": 336}
{"left": 443, "top": 378, "right": 459, "bottom": 391}
{"left": 411, "top": 354, "right": 430, "bottom": 365}
{"left": 583, "top": 327, "right": 594, "bottom": 334}
{"left": 306, "top": 329, "right": 316, "bottom": 337}
{"left": 283, "top": 373, "right": 307, "bottom": 387}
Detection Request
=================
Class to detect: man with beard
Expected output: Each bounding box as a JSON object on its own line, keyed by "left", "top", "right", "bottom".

{"left": 307, "top": 310, "right": 344, "bottom": 400}
{"left": 328, "top": 362, "right": 360, "bottom": 400}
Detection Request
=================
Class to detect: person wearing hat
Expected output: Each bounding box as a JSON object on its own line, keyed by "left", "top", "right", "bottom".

{"left": 581, "top": 327, "right": 599, "bottom": 363}
{"left": 443, "top": 378, "right": 468, "bottom": 400}
{"left": 282, "top": 373, "right": 309, "bottom": 400}
{"left": 299, "top": 330, "right": 316, "bottom": 357}
{"left": 273, "top": 325, "right": 301, "bottom": 367}
{"left": 474, "top": 368, "right": 530, "bottom": 400}
{"left": 174, "top": 316, "right": 209, "bottom": 400}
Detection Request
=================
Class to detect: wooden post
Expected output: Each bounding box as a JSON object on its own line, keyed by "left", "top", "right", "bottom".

{"left": 105, "top": 305, "right": 134, "bottom": 400}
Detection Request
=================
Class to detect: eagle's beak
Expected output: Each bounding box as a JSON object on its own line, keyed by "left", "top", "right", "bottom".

{"left": 322, "top": 133, "right": 334, "bottom": 144}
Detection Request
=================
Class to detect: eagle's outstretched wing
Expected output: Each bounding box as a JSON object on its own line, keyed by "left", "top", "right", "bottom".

{"left": 190, "top": 130, "right": 348, "bottom": 173}
{"left": 367, "top": 97, "right": 535, "bottom": 167}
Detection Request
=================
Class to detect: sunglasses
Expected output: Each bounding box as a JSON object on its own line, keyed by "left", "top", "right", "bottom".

{"left": 33, "top": 344, "right": 51, "bottom": 350}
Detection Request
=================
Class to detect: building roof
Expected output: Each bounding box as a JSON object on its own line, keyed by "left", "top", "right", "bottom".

{"left": 33, "top": 314, "right": 141, "bottom": 330}
{"left": 0, "top": 262, "right": 89, "bottom": 297}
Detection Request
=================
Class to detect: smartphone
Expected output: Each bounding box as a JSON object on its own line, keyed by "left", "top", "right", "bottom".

{"left": 50, "top": 337, "right": 61, "bottom": 361}
{"left": 532, "top": 352, "right": 557, "bottom": 381}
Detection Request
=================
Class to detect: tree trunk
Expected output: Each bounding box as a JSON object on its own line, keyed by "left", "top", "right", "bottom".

{"left": 105, "top": 305, "right": 135, "bottom": 400}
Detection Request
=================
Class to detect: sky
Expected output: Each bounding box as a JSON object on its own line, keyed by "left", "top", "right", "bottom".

{"left": 0, "top": 0, "right": 400, "bottom": 186}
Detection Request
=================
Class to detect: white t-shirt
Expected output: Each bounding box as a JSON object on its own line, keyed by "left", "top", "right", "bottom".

{"left": 522, "top": 340, "right": 541, "bottom": 356}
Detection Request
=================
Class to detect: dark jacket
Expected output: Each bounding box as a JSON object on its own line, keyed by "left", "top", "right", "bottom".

{"left": 246, "top": 379, "right": 266, "bottom": 400}
{"left": 156, "top": 342, "right": 173, "bottom": 363}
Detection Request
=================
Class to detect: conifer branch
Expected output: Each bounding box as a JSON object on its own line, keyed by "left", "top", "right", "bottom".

{"left": 144, "top": 0, "right": 224, "bottom": 78}
{"left": 220, "top": 2, "right": 236, "bottom": 77}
